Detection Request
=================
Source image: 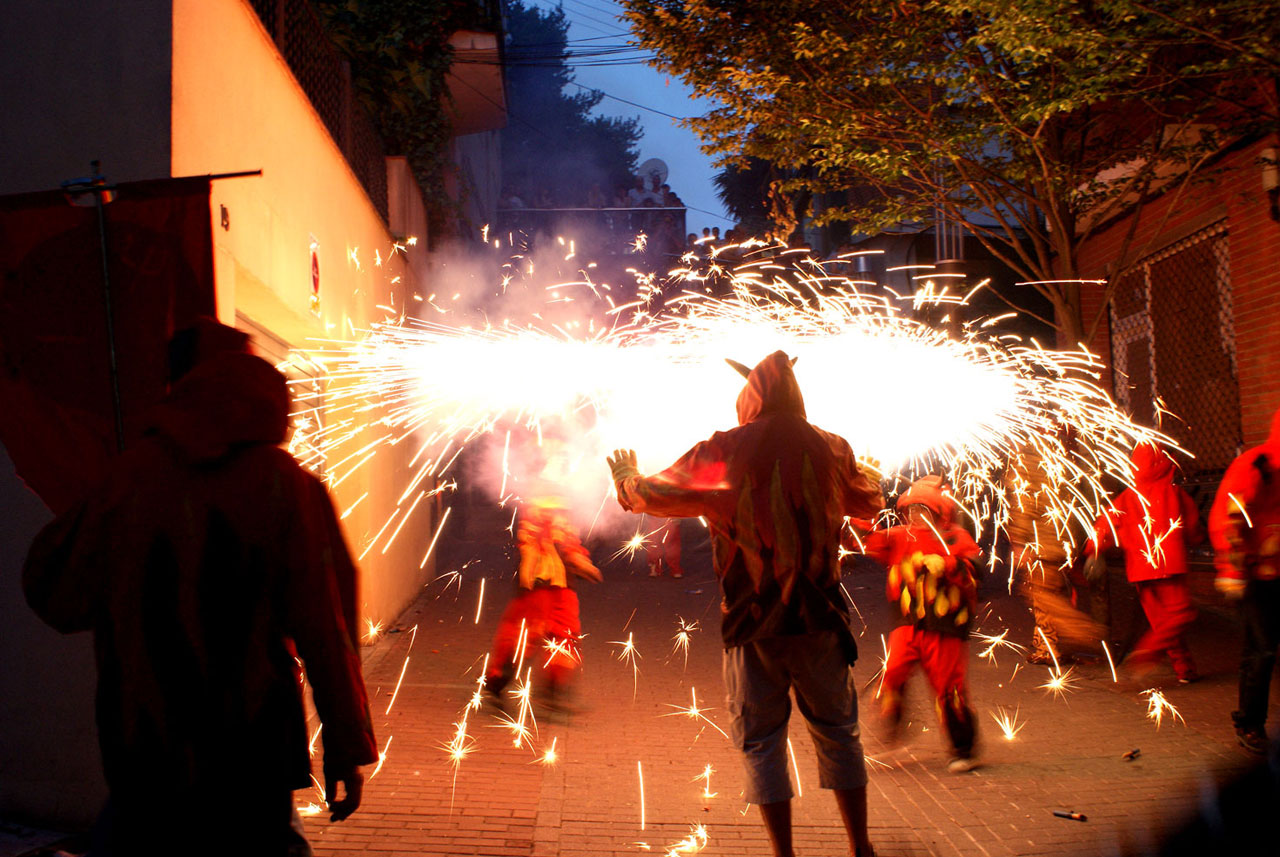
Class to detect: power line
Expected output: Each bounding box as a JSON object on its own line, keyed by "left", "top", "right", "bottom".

{"left": 569, "top": 81, "right": 688, "bottom": 121}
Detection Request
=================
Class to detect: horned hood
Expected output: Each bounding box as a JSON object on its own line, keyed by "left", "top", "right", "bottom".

{"left": 735, "top": 350, "right": 806, "bottom": 426}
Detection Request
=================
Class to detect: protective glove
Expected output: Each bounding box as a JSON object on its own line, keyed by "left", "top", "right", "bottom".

{"left": 1214, "top": 576, "right": 1247, "bottom": 601}
{"left": 607, "top": 449, "right": 640, "bottom": 485}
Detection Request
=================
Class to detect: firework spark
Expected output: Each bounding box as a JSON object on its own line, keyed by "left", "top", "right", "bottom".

{"left": 1143, "top": 689, "right": 1185, "bottom": 729}
{"left": 694, "top": 764, "right": 717, "bottom": 799}
{"left": 989, "top": 705, "right": 1026, "bottom": 740}
{"left": 611, "top": 631, "right": 642, "bottom": 699}
{"left": 661, "top": 687, "right": 730, "bottom": 740}
{"left": 670, "top": 617, "right": 699, "bottom": 668}
{"left": 974, "top": 629, "right": 1027, "bottom": 666}
{"left": 1038, "top": 666, "right": 1079, "bottom": 700}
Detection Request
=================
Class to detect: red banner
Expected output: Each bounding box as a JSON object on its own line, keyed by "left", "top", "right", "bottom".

{"left": 0, "top": 176, "right": 216, "bottom": 512}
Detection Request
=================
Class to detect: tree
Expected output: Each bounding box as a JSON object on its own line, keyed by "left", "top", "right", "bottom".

{"left": 713, "top": 157, "right": 782, "bottom": 239}
{"left": 501, "top": 1, "right": 643, "bottom": 207}
{"left": 621, "top": 0, "right": 1280, "bottom": 344}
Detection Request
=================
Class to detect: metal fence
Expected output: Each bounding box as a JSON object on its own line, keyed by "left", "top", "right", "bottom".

{"left": 1109, "top": 221, "right": 1242, "bottom": 480}
{"left": 247, "top": 0, "right": 388, "bottom": 220}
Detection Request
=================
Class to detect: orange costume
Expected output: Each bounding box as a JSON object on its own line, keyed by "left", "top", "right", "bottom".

{"left": 485, "top": 495, "right": 600, "bottom": 701}
{"left": 861, "top": 476, "right": 982, "bottom": 767}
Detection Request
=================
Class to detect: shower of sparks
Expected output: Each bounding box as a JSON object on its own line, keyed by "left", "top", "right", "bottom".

{"left": 661, "top": 687, "right": 731, "bottom": 740}
{"left": 1143, "top": 689, "right": 1185, "bottom": 729}
{"left": 787, "top": 738, "right": 803, "bottom": 797}
{"left": 638, "top": 760, "right": 646, "bottom": 830}
{"left": 1101, "top": 640, "right": 1119, "bottom": 683}
{"left": 1039, "top": 666, "right": 1078, "bottom": 700}
{"left": 297, "top": 802, "right": 324, "bottom": 817}
{"left": 670, "top": 617, "right": 700, "bottom": 668}
{"left": 307, "top": 724, "right": 322, "bottom": 758}
{"left": 989, "top": 705, "right": 1027, "bottom": 740}
{"left": 611, "top": 631, "right": 642, "bottom": 699}
{"left": 695, "top": 764, "right": 717, "bottom": 799}
{"left": 364, "top": 618, "right": 385, "bottom": 644}
{"left": 295, "top": 243, "right": 1181, "bottom": 619}
{"left": 974, "top": 629, "right": 1027, "bottom": 666}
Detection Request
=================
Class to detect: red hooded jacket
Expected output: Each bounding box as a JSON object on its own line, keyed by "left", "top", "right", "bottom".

{"left": 23, "top": 348, "right": 377, "bottom": 796}
{"left": 613, "top": 351, "right": 883, "bottom": 647}
{"left": 1091, "top": 443, "right": 1203, "bottom": 583}
{"left": 1209, "top": 406, "right": 1280, "bottom": 583}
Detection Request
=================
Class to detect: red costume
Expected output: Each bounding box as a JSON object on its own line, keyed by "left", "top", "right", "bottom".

{"left": 645, "top": 517, "right": 685, "bottom": 578}
{"left": 612, "top": 351, "right": 883, "bottom": 648}
{"left": 861, "top": 476, "right": 982, "bottom": 765}
{"left": 1209, "top": 406, "right": 1280, "bottom": 752}
{"left": 1210, "top": 408, "right": 1280, "bottom": 589}
{"left": 23, "top": 329, "right": 376, "bottom": 854}
{"left": 486, "top": 495, "right": 600, "bottom": 699}
{"left": 1090, "top": 443, "right": 1202, "bottom": 680}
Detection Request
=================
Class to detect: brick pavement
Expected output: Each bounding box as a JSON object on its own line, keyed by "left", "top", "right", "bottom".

{"left": 302, "top": 521, "right": 1279, "bottom": 857}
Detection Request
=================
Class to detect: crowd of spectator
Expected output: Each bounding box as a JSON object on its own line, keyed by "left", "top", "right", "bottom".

{"left": 500, "top": 172, "right": 685, "bottom": 211}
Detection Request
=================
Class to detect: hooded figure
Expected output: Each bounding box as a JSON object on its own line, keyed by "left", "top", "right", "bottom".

{"left": 23, "top": 319, "right": 376, "bottom": 855}
{"left": 607, "top": 350, "right": 881, "bottom": 857}
{"left": 860, "top": 476, "right": 982, "bottom": 771}
{"left": 1209, "top": 406, "right": 1280, "bottom": 754}
{"left": 1089, "top": 443, "right": 1202, "bottom": 682}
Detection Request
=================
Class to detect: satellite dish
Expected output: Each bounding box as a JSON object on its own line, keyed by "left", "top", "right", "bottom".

{"left": 638, "top": 158, "right": 669, "bottom": 190}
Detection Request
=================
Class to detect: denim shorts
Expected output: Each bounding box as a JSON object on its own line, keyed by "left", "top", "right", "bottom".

{"left": 723, "top": 630, "right": 868, "bottom": 804}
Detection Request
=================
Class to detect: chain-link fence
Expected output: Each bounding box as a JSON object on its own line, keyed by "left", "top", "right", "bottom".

{"left": 248, "top": 0, "right": 388, "bottom": 220}
{"left": 1109, "top": 222, "right": 1242, "bottom": 485}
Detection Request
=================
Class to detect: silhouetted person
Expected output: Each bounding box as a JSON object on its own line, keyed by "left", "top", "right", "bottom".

{"left": 24, "top": 318, "right": 377, "bottom": 856}
{"left": 608, "top": 351, "right": 882, "bottom": 857}
{"left": 1211, "top": 405, "right": 1280, "bottom": 755}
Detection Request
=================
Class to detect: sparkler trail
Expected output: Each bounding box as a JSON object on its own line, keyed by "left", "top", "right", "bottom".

{"left": 786, "top": 737, "right": 803, "bottom": 798}
{"left": 1101, "top": 640, "right": 1119, "bottom": 683}
{"left": 297, "top": 242, "right": 1181, "bottom": 605}
{"left": 638, "top": 760, "right": 646, "bottom": 831}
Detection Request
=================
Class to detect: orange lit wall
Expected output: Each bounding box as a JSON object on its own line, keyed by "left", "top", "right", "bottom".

{"left": 171, "top": 0, "right": 435, "bottom": 628}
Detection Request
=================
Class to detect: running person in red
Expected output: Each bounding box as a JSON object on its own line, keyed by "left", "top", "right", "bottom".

{"left": 485, "top": 493, "right": 601, "bottom": 710}
{"left": 1087, "top": 442, "right": 1203, "bottom": 683}
{"left": 1210, "top": 405, "right": 1280, "bottom": 755}
{"left": 607, "top": 351, "right": 882, "bottom": 857}
{"left": 860, "top": 476, "right": 983, "bottom": 772}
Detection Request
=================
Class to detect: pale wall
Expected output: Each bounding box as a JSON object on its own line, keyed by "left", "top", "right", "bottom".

{"left": 170, "top": 0, "right": 436, "bottom": 628}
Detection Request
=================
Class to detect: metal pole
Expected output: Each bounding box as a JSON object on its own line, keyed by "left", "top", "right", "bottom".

{"left": 89, "top": 163, "right": 126, "bottom": 453}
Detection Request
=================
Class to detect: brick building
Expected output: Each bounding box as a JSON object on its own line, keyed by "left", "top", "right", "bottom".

{"left": 1076, "top": 136, "right": 1280, "bottom": 487}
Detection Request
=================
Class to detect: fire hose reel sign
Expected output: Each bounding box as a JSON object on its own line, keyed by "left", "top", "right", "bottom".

{"left": 309, "top": 235, "right": 321, "bottom": 315}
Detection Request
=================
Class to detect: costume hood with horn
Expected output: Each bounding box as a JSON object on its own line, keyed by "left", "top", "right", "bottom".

{"left": 610, "top": 350, "right": 883, "bottom": 648}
